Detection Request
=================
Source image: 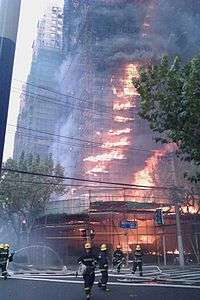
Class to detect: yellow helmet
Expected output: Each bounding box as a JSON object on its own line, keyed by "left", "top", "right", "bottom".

{"left": 0, "top": 244, "right": 4, "bottom": 249}
{"left": 4, "top": 244, "right": 9, "bottom": 249}
{"left": 101, "top": 244, "right": 107, "bottom": 251}
{"left": 116, "top": 245, "right": 121, "bottom": 250}
{"left": 136, "top": 244, "right": 141, "bottom": 251}
{"left": 85, "top": 242, "right": 92, "bottom": 250}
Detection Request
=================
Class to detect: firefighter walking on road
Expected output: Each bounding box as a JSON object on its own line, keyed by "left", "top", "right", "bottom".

{"left": 113, "top": 245, "right": 125, "bottom": 273}
{"left": 132, "top": 244, "right": 143, "bottom": 276}
{"left": 98, "top": 243, "right": 109, "bottom": 291}
{"left": 78, "top": 242, "right": 97, "bottom": 300}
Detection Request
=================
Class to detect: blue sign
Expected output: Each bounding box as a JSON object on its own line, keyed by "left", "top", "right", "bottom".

{"left": 155, "top": 209, "right": 164, "bottom": 225}
{"left": 120, "top": 220, "right": 138, "bottom": 229}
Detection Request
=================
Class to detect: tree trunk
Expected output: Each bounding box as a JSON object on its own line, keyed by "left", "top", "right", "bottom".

{"left": 16, "top": 234, "right": 21, "bottom": 249}
{"left": 25, "top": 221, "right": 34, "bottom": 246}
{"left": 195, "top": 234, "right": 200, "bottom": 264}
{"left": 190, "top": 237, "right": 200, "bottom": 264}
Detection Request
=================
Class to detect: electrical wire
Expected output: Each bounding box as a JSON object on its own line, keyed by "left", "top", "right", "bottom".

{"left": 2, "top": 167, "right": 175, "bottom": 190}
{"left": 1, "top": 179, "right": 170, "bottom": 200}
{"left": 1, "top": 177, "right": 165, "bottom": 191}
{"left": 11, "top": 87, "right": 117, "bottom": 120}
{"left": 12, "top": 79, "right": 113, "bottom": 111}
{"left": 7, "top": 124, "right": 167, "bottom": 154}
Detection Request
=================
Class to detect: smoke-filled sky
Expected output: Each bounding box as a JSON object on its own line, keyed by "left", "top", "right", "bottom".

{"left": 151, "top": 0, "right": 200, "bottom": 58}
{"left": 57, "top": 0, "right": 200, "bottom": 81}
{"left": 77, "top": 0, "right": 200, "bottom": 66}
{"left": 60, "top": 0, "right": 200, "bottom": 181}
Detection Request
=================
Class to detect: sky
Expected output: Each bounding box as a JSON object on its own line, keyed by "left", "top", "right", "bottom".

{"left": 3, "top": 0, "right": 63, "bottom": 161}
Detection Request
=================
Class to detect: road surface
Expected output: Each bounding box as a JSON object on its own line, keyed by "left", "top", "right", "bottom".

{"left": 0, "top": 276, "right": 200, "bottom": 300}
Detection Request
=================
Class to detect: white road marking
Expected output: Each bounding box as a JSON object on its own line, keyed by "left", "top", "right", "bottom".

{"left": 162, "top": 269, "right": 200, "bottom": 275}
{"left": 164, "top": 272, "right": 199, "bottom": 276}
{"left": 163, "top": 271, "right": 200, "bottom": 277}
{"left": 11, "top": 276, "right": 200, "bottom": 289}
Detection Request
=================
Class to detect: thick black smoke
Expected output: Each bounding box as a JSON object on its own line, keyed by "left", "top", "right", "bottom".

{"left": 88, "top": 1, "right": 151, "bottom": 66}
{"left": 62, "top": 0, "right": 200, "bottom": 72}
{"left": 56, "top": 0, "right": 200, "bottom": 180}
{"left": 150, "top": 0, "right": 200, "bottom": 59}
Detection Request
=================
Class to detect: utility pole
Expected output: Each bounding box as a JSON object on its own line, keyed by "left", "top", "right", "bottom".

{"left": 86, "top": 190, "right": 92, "bottom": 242}
{"left": 170, "top": 153, "right": 185, "bottom": 268}
{"left": 0, "top": 0, "right": 21, "bottom": 172}
{"left": 123, "top": 188, "right": 129, "bottom": 267}
{"left": 162, "top": 233, "right": 167, "bottom": 266}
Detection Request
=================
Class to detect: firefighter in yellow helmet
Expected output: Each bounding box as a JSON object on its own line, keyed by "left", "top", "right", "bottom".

{"left": 4, "top": 244, "right": 9, "bottom": 250}
{"left": 0, "top": 243, "right": 14, "bottom": 279}
{"left": 113, "top": 245, "right": 125, "bottom": 273}
{"left": 98, "top": 244, "right": 109, "bottom": 291}
{"left": 77, "top": 242, "right": 98, "bottom": 300}
{"left": 132, "top": 244, "right": 143, "bottom": 276}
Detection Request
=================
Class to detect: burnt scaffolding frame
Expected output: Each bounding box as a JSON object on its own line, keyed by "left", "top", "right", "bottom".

{"left": 31, "top": 187, "right": 200, "bottom": 265}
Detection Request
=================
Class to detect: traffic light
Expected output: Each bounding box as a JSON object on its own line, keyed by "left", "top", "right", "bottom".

{"left": 90, "top": 229, "right": 95, "bottom": 240}
{"left": 155, "top": 209, "right": 164, "bottom": 225}
{"left": 22, "top": 220, "right": 26, "bottom": 232}
{"left": 79, "top": 228, "right": 95, "bottom": 239}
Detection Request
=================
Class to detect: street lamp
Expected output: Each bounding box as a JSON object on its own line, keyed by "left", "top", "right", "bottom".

{"left": 170, "top": 186, "right": 185, "bottom": 268}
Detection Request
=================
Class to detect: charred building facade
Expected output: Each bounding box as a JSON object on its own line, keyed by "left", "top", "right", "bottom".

{"left": 40, "top": 0, "right": 200, "bottom": 261}
{"left": 13, "top": 1, "right": 200, "bottom": 261}
{"left": 52, "top": 1, "right": 155, "bottom": 183}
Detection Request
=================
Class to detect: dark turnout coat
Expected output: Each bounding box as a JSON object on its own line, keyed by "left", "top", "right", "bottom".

{"left": 98, "top": 251, "right": 108, "bottom": 271}
{"left": 134, "top": 250, "right": 143, "bottom": 262}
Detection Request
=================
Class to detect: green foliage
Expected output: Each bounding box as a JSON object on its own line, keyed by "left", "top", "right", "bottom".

{"left": 133, "top": 55, "right": 200, "bottom": 182}
{"left": 0, "top": 153, "right": 65, "bottom": 239}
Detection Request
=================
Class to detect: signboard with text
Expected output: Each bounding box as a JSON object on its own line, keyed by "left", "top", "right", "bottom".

{"left": 119, "top": 220, "right": 138, "bottom": 229}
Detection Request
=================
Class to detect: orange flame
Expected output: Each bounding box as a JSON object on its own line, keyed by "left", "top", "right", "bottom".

{"left": 102, "top": 137, "right": 130, "bottom": 149}
{"left": 84, "top": 63, "right": 140, "bottom": 177}
{"left": 114, "top": 116, "right": 134, "bottom": 123}
{"left": 133, "top": 145, "right": 172, "bottom": 187}
{"left": 84, "top": 151, "right": 126, "bottom": 162}
{"left": 108, "top": 128, "right": 131, "bottom": 135}
{"left": 86, "top": 166, "right": 109, "bottom": 175}
{"left": 113, "top": 101, "right": 135, "bottom": 111}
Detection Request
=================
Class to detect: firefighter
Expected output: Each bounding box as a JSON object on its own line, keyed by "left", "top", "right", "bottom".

{"left": 113, "top": 245, "right": 125, "bottom": 273}
{"left": 0, "top": 244, "right": 14, "bottom": 279}
{"left": 78, "top": 242, "right": 97, "bottom": 300}
{"left": 98, "top": 244, "right": 109, "bottom": 291}
{"left": 132, "top": 244, "right": 143, "bottom": 276}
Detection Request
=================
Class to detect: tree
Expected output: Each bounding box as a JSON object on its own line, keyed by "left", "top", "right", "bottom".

{"left": 133, "top": 55, "right": 200, "bottom": 182}
{"left": 0, "top": 152, "right": 65, "bottom": 246}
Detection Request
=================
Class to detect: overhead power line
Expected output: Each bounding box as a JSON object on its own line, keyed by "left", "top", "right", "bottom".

{"left": 12, "top": 88, "right": 116, "bottom": 121}
{"left": 8, "top": 124, "right": 164, "bottom": 154}
{"left": 1, "top": 179, "right": 158, "bottom": 191}
{"left": 1, "top": 179, "right": 170, "bottom": 200}
{"left": 13, "top": 79, "right": 113, "bottom": 111}
{"left": 2, "top": 167, "right": 175, "bottom": 190}
{"left": 8, "top": 124, "right": 97, "bottom": 145}
{"left": 12, "top": 87, "right": 140, "bottom": 125}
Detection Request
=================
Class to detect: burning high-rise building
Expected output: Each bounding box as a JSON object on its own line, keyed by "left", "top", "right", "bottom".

{"left": 13, "top": 0, "right": 200, "bottom": 260}
{"left": 52, "top": 0, "right": 200, "bottom": 188}
{"left": 52, "top": 0, "right": 171, "bottom": 190}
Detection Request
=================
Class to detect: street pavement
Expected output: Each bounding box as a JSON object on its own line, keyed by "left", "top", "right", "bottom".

{"left": 0, "top": 267, "right": 200, "bottom": 300}
{"left": 160, "top": 266, "right": 200, "bottom": 285}
{"left": 0, "top": 276, "right": 200, "bottom": 300}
